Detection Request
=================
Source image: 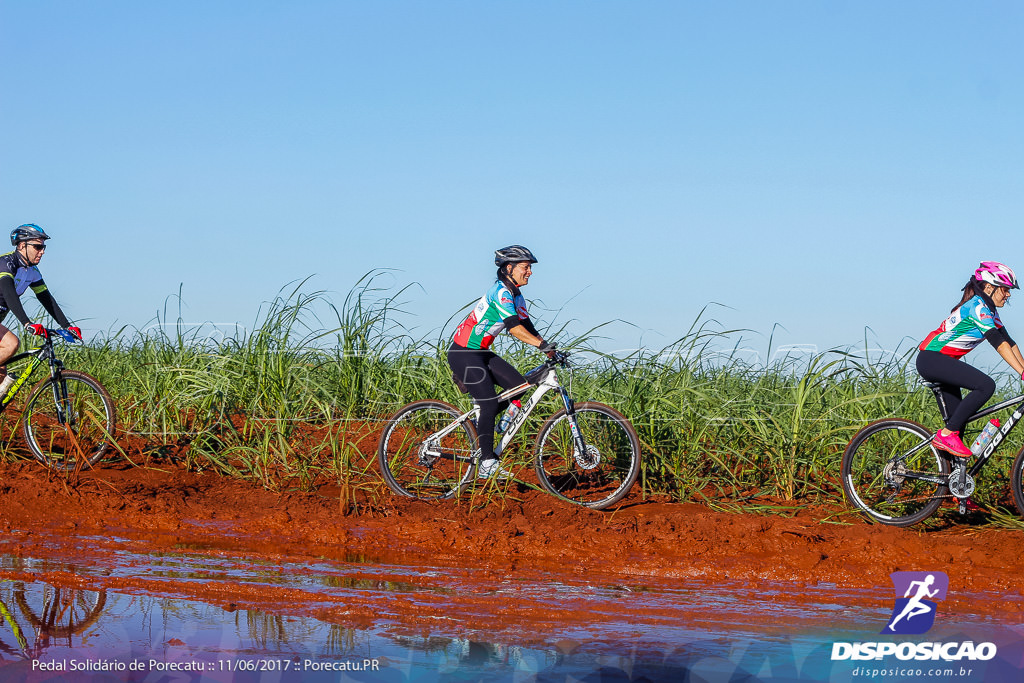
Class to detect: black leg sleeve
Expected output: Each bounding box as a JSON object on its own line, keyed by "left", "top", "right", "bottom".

{"left": 448, "top": 346, "right": 501, "bottom": 461}
{"left": 917, "top": 351, "right": 996, "bottom": 434}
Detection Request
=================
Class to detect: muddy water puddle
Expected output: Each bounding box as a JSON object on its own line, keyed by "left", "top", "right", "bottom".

{"left": 0, "top": 532, "right": 1021, "bottom": 682}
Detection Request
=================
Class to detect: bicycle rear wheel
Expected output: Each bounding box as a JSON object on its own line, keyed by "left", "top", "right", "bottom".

{"left": 22, "top": 371, "right": 117, "bottom": 471}
{"left": 534, "top": 402, "right": 640, "bottom": 510}
{"left": 377, "top": 400, "right": 479, "bottom": 501}
{"left": 841, "top": 419, "right": 949, "bottom": 527}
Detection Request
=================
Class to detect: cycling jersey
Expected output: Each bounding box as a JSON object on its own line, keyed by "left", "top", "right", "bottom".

{"left": 919, "top": 295, "right": 1003, "bottom": 358}
{"left": 0, "top": 249, "right": 68, "bottom": 327}
{"left": 452, "top": 280, "right": 530, "bottom": 350}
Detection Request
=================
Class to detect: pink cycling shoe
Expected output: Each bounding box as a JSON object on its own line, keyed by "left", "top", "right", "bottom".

{"left": 933, "top": 429, "right": 972, "bottom": 458}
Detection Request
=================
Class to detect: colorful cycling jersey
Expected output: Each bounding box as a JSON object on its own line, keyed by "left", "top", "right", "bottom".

{"left": 919, "top": 295, "right": 1003, "bottom": 358}
{"left": 0, "top": 250, "right": 48, "bottom": 316}
{"left": 452, "top": 280, "right": 529, "bottom": 350}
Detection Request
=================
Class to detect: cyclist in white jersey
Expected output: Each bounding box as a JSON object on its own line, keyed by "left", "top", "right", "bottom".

{"left": 917, "top": 261, "right": 1024, "bottom": 457}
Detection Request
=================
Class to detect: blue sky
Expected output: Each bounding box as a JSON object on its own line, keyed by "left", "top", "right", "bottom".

{"left": 2, "top": 2, "right": 1022, "bottom": 366}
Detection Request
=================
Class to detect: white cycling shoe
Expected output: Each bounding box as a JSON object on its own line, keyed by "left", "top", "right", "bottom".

{"left": 477, "top": 458, "right": 513, "bottom": 480}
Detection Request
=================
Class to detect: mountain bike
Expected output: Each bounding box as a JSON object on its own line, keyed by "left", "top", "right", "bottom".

{"left": 841, "top": 380, "right": 1024, "bottom": 527}
{"left": 377, "top": 351, "right": 641, "bottom": 510}
{"left": 1, "top": 328, "right": 116, "bottom": 471}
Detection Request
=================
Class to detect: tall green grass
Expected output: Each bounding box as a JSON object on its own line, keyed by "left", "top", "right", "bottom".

{"left": 19, "top": 274, "right": 1024, "bottom": 513}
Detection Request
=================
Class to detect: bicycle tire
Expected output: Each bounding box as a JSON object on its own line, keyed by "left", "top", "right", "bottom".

{"left": 22, "top": 371, "right": 117, "bottom": 471}
{"left": 377, "top": 400, "right": 479, "bottom": 501}
{"left": 533, "top": 402, "right": 641, "bottom": 510}
{"left": 13, "top": 583, "right": 107, "bottom": 639}
{"left": 1010, "top": 446, "right": 1024, "bottom": 519}
{"left": 841, "top": 418, "right": 950, "bottom": 527}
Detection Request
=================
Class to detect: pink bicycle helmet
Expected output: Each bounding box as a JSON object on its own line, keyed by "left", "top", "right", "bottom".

{"left": 975, "top": 261, "right": 1019, "bottom": 290}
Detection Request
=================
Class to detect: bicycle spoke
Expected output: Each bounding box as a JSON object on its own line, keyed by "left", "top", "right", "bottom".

{"left": 23, "top": 372, "right": 116, "bottom": 471}
{"left": 534, "top": 403, "right": 640, "bottom": 509}
{"left": 842, "top": 420, "right": 949, "bottom": 526}
{"left": 378, "top": 401, "right": 477, "bottom": 500}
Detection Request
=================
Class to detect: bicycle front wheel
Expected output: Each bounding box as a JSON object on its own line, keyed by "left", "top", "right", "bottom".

{"left": 534, "top": 402, "right": 641, "bottom": 510}
{"left": 377, "top": 400, "right": 479, "bottom": 501}
{"left": 841, "top": 419, "right": 949, "bottom": 527}
{"left": 1008, "top": 447, "right": 1024, "bottom": 519}
{"left": 22, "top": 371, "right": 117, "bottom": 471}
{"left": 13, "top": 583, "right": 107, "bottom": 638}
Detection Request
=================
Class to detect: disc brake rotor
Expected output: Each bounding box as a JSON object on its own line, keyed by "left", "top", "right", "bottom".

{"left": 574, "top": 444, "right": 601, "bottom": 470}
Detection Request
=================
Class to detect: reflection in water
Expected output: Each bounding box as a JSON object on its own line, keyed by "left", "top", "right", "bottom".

{"left": 0, "top": 580, "right": 107, "bottom": 660}
{"left": 320, "top": 575, "right": 426, "bottom": 593}
{"left": 0, "top": 572, "right": 579, "bottom": 680}
{"left": 0, "top": 548, "right": 1018, "bottom": 682}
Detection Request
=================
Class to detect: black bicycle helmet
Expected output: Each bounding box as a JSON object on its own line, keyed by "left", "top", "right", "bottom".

{"left": 494, "top": 245, "right": 538, "bottom": 268}
{"left": 10, "top": 223, "right": 50, "bottom": 246}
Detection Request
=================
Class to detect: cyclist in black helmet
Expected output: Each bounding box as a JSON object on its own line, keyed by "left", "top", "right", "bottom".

{"left": 0, "top": 224, "right": 80, "bottom": 396}
{"left": 448, "top": 245, "right": 556, "bottom": 479}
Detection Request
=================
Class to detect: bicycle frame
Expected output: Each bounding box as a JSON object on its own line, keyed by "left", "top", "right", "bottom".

{"left": 0, "top": 330, "right": 78, "bottom": 414}
{"left": 959, "top": 393, "right": 1024, "bottom": 477}
{"left": 426, "top": 359, "right": 586, "bottom": 463}
{"left": 0, "top": 349, "right": 52, "bottom": 411}
{"left": 896, "top": 391, "right": 1024, "bottom": 486}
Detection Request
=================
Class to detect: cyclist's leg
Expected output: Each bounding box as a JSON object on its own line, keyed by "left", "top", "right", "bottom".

{"left": 448, "top": 345, "right": 501, "bottom": 461}
{"left": 484, "top": 354, "right": 527, "bottom": 408}
{"left": 0, "top": 318, "right": 19, "bottom": 377}
{"left": 917, "top": 350, "right": 995, "bottom": 434}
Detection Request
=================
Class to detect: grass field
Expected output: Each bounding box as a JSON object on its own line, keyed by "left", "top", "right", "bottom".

{"left": 8, "top": 275, "right": 1024, "bottom": 519}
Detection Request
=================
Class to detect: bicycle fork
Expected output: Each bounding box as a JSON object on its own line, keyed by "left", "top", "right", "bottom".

{"left": 47, "top": 366, "right": 73, "bottom": 427}
{"left": 558, "top": 387, "right": 590, "bottom": 461}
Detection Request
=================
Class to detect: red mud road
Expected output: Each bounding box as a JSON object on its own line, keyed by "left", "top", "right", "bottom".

{"left": 0, "top": 459, "right": 1022, "bottom": 633}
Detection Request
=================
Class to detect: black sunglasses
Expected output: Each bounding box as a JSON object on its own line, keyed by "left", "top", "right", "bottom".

{"left": 27, "top": 243, "right": 46, "bottom": 252}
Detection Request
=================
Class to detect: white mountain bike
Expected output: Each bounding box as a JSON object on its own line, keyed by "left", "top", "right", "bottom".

{"left": 377, "top": 351, "right": 641, "bottom": 510}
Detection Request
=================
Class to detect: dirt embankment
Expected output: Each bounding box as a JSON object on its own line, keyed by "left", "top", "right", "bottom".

{"left": 0, "top": 459, "right": 1021, "bottom": 618}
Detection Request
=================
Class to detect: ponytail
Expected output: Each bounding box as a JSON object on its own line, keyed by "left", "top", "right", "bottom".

{"left": 952, "top": 277, "right": 998, "bottom": 315}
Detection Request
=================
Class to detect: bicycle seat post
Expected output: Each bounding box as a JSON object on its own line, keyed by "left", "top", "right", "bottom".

{"left": 921, "top": 381, "right": 950, "bottom": 424}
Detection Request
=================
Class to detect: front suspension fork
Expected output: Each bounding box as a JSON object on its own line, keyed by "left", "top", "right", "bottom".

{"left": 559, "top": 388, "right": 589, "bottom": 456}
{"left": 47, "top": 365, "right": 71, "bottom": 426}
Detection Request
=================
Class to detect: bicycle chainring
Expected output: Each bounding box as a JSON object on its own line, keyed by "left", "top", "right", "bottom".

{"left": 574, "top": 444, "right": 601, "bottom": 470}
{"left": 947, "top": 465, "right": 975, "bottom": 499}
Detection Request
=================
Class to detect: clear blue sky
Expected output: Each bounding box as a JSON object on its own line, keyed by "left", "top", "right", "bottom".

{"left": 2, "top": 2, "right": 1022, "bottom": 365}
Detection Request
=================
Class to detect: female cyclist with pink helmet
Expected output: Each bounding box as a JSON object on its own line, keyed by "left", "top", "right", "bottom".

{"left": 917, "top": 261, "right": 1024, "bottom": 457}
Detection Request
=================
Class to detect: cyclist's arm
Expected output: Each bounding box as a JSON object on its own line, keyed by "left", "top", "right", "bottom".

{"left": 519, "top": 316, "right": 542, "bottom": 339}
{"left": 0, "top": 276, "right": 31, "bottom": 326}
{"left": 505, "top": 317, "right": 544, "bottom": 348}
{"left": 998, "top": 330, "right": 1024, "bottom": 369}
{"left": 1012, "top": 345, "right": 1024, "bottom": 370}
{"left": 993, "top": 341, "right": 1024, "bottom": 377}
{"left": 1007, "top": 344, "right": 1024, "bottom": 375}
{"left": 33, "top": 288, "right": 70, "bottom": 328}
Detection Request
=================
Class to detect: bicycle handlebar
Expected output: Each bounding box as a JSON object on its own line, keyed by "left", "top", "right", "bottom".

{"left": 52, "top": 329, "right": 80, "bottom": 343}
{"left": 546, "top": 350, "right": 571, "bottom": 367}
{"left": 31, "top": 328, "right": 79, "bottom": 344}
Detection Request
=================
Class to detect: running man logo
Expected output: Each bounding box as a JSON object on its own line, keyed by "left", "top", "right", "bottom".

{"left": 882, "top": 571, "right": 949, "bottom": 635}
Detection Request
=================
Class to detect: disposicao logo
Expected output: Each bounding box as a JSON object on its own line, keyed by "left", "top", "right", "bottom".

{"left": 831, "top": 571, "right": 997, "bottom": 663}
{"left": 883, "top": 571, "right": 947, "bottom": 635}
